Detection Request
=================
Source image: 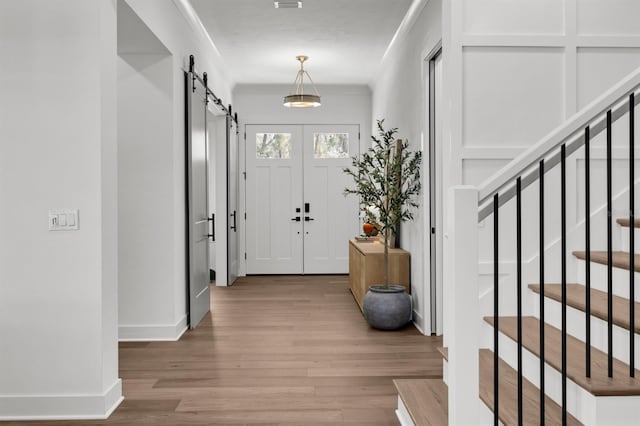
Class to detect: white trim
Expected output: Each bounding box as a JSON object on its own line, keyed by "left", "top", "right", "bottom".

{"left": 118, "top": 315, "right": 187, "bottom": 341}
{"left": 395, "top": 395, "right": 416, "bottom": 426}
{"left": 412, "top": 310, "right": 425, "bottom": 335}
{"left": 378, "top": 0, "right": 430, "bottom": 74}
{"left": 0, "top": 379, "right": 122, "bottom": 421}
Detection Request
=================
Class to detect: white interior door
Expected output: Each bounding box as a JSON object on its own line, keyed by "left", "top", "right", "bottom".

{"left": 186, "top": 71, "right": 210, "bottom": 328}
{"left": 245, "top": 125, "right": 303, "bottom": 274}
{"left": 303, "top": 125, "right": 359, "bottom": 273}
{"left": 227, "top": 116, "right": 239, "bottom": 284}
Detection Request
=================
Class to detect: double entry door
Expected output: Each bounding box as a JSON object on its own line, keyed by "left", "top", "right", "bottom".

{"left": 246, "top": 124, "right": 359, "bottom": 274}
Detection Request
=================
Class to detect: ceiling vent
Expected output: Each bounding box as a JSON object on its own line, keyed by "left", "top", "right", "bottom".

{"left": 274, "top": 1, "right": 302, "bottom": 8}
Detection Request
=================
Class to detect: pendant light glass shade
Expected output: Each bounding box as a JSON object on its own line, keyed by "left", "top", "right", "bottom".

{"left": 284, "top": 56, "right": 321, "bottom": 108}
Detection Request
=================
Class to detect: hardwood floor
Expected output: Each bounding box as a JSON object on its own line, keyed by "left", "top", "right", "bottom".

{"left": 9, "top": 275, "right": 442, "bottom": 425}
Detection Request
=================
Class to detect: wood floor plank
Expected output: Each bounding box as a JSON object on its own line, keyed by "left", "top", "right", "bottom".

{"left": 13, "top": 275, "right": 441, "bottom": 424}
{"left": 485, "top": 316, "right": 640, "bottom": 396}
{"left": 529, "top": 283, "right": 640, "bottom": 333}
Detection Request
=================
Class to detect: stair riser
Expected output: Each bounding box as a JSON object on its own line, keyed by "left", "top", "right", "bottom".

{"left": 482, "top": 321, "right": 639, "bottom": 425}
{"left": 619, "top": 227, "right": 640, "bottom": 252}
{"left": 531, "top": 290, "right": 640, "bottom": 367}
{"left": 575, "top": 259, "right": 640, "bottom": 301}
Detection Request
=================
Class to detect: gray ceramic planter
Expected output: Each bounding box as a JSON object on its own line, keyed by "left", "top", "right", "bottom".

{"left": 363, "top": 285, "right": 411, "bottom": 330}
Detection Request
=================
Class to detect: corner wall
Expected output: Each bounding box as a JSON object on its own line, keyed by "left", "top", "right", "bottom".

{"left": 117, "top": 0, "right": 234, "bottom": 337}
{"left": 0, "top": 0, "right": 121, "bottom": 419}
{"left": 370, "top": 0, "right": 442, "bottom": 333}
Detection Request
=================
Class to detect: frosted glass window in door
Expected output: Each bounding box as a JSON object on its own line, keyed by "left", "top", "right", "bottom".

{"left": 313, "top": 133, "right": 349, "bottom": 158}
{"left": 256, "top": 133, "right": 292, "bottom": 159}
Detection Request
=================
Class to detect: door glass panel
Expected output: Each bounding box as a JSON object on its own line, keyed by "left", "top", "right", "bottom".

{"left": 256, "top": 133, "right": 292, "bottom": 159}
{"left": 313, "top": 132, "right": 349, "bottom": 158}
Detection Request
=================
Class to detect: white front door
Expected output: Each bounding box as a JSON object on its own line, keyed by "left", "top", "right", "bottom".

{"left": 245, "top": 124, "right": 359, "bottom": 275}
{"left": 246, "top": 125, "right": 304, "bottom": 274}
{"left": 303, "top": 125, "right": 359, "bottom": 273}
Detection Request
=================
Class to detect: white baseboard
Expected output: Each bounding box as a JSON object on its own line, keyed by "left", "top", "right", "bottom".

{"left": 412, "top": 310, "right": 426, "bottom": 335}
{"left": 0, "top": 379, "right": 123, "bottom": 420}
{"left": 118, "top": 315, "right": 187, "bottom": 341}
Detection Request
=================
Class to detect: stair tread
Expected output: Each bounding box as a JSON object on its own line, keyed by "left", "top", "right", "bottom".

{"left": 529, "top": 283, "right": 640, "bottom": 333}
{"left": 479, "top": 349, "right": 582, "bottom": 425}
{"left": 437, "top": 346, "right": 448, "bottom": 361}
{"left": 484, "top": 316, "right": 640, "bottom": 396}
{"left": 617, "top": 218, "right": 640, "bottom": 228}
{"left": 573, "top": 250, "right": 640, "bottom": 272}
{"left": 394, "top": 379, "right": 448, "bottom": 425}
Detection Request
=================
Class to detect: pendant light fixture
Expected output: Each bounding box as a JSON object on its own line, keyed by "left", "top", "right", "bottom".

{"left": 283, "top": 55, "right": 321, "bottom": 108}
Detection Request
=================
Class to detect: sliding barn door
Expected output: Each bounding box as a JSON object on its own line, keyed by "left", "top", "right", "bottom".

{"left": 185, "top": 71, "right": 211, "bottom": 328}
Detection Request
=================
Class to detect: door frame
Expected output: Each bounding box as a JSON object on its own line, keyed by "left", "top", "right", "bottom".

{"left": 423, "top": 43, "right": 444, "bottom": 335}
{"left": 241, "top": 123, "right": 361, "bottom": 275}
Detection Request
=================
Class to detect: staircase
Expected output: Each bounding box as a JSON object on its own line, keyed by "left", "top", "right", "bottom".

{"left": 395, "top": 68, "right": 640, "bottom": 425}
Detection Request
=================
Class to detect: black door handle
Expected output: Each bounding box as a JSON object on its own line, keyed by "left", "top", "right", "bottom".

{"left": 304, "top": 217, "right": 314, "bottom": 221}
{"left": 230, "top": 211, "right": 237, "bottom": 231}
{"left": 207, "top": 213, "right": 215, "bottom": 241}
{"left": 291, "top": 217, "right": 301, "bottom": 222}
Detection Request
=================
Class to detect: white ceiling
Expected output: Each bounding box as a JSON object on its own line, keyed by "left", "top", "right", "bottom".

{"left": 189, "top": 0, "right": 413, "bottom": 86}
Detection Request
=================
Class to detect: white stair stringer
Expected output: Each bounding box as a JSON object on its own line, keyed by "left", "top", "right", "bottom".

{"left": 530, "top": 289, "right": 640, "bottom": 367}
{"left": 481, "top": 321, "right": 640, "bottom": 426}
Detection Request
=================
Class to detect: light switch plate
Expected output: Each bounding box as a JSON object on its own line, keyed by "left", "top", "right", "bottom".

{"left": 49, "top": 209, "right": 79, "bottom": 231}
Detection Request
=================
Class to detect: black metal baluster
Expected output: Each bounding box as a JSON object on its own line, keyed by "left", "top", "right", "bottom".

{"left": 630, "top": 93, "right": 636, "bottom": 377}
{"left": 608, "top": 109, "right": 614, "bottom": 378}
{"left": 561, "top": 144, "right": 567, "bottom": 425}
{"left": 517, "top": 177, "right": 523, "bottom": 426}
{"left": 539, "top": 160, "right": 546, "bottom": 425}
{"left": 494, "top": 193, "right": 500, "bottom": 426}
{"left": 585, "top": 126, "right": 592, "bottom": 378}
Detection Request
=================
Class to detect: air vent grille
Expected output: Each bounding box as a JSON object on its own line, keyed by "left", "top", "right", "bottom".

{"left": 274, "top": 1, "right": 302, "bottom": 8}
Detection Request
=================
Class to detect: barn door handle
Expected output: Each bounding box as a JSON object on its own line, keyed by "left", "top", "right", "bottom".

{"left": 230, "top": 211, "right": 237, "bottom": 231}
{"left": 207, "top": 213, "right": 215, "bottom": 241}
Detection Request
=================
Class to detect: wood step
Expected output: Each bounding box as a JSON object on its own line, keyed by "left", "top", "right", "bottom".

{"left": 479, "top": 349, "right": 581, "bottom": 425}
{"left": 394, "top": 379, "right": 448, "bottom": 426}
{"left": 437, "top": 346, "right": 448, "bottom": 361}
{"left": 484, "top": 316, "right": 640, "bottom": 396}
{"left": 573, "top": 250, "right": 640, "bottom": 272}
{"left": 529, "top": 283, "right": 640, "bottom": 333}
{"left": 617, "top": 218, "right": 640, "bottom": 228}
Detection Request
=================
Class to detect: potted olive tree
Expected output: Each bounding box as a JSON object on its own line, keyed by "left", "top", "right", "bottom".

{"left": 344, "top": 120, "right": 422, "bottom": 330}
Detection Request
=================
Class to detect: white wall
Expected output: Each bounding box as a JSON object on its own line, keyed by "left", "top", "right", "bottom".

{"left": 0, "top": 0, "right": 121, "bottom": 419}
{"left": 371, "top": 0, "right": 442, "bottom": 334}
{"left": 117, "top": 48, "right": 181, "bottom": 339}
{"left": 118, "top": 0, "right": 234, "bottom": 335}
{"left": 372, "top": 0, "right": 640, "bottom": 334}
{"left": 442, "top": 0, "right": 640, "bottom": 322}
{"left": 233, "top": 84, "right": 372, "bottom": 276}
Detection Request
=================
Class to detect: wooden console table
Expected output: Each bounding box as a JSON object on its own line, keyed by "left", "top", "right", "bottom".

{"left": 348, "top": 239, "right": 410, "bottom": 312}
